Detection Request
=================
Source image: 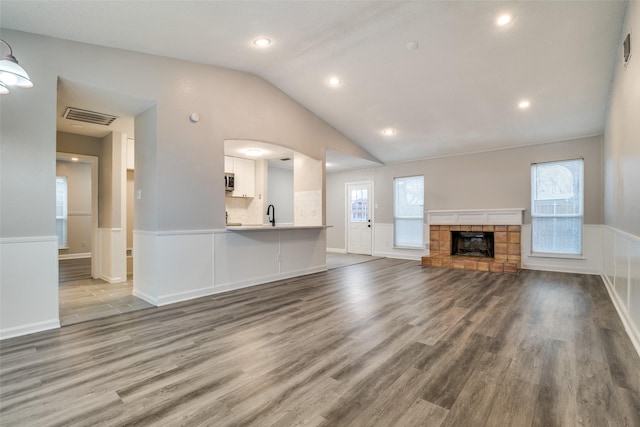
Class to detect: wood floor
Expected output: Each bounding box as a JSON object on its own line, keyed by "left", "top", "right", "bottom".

{"left": 58, "top": 258, "right": 92, "bottom": 283}
{"left": 2, "top": 259, "right": 639, "bottom": 426}
{"left": 59, "top": 278, "right": 154, "bottom": 326}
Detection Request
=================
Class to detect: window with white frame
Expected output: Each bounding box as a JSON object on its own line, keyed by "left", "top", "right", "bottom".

{"left": 394, "top": 175, "right": 424, "bottom": 248}
{"left": 531, "top": 159, "right": 584, "bottom": 255}
{"left": 56, "top": 176, "right": 68, "bottom": 249}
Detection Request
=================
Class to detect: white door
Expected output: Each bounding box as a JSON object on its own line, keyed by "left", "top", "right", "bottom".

{"left": 347, "top": 182, "right": 373, "bottom": 255}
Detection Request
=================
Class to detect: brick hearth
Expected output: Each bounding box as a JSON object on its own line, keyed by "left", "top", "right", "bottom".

{"left": 421, "top": 224, "right": 521, "bottom": 273}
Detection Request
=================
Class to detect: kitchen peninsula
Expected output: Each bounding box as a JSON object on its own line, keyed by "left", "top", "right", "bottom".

{"left": 213, "top": 225, "right": 329, "bottom": 294}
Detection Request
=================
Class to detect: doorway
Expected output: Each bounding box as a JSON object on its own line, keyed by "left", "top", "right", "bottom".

{"left": 346, "top": 181, "right": 373, "bottom": 255}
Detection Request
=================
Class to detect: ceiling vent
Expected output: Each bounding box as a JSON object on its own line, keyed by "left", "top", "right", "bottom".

{"left": 63, "top": 107, "right": 118, "bottom": 126}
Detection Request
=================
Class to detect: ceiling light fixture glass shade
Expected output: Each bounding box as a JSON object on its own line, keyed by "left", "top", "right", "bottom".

{"left": 382, "top": 128, "right": 397, "bottom": 136}
{"left": 0, "top": 39, "right": 33, "bottom": 92}
{"left": 518, "top": 100, "right": 531, "bottom": 109}
{"left": 0, "top": 82, "right": 8, "bottom": 94}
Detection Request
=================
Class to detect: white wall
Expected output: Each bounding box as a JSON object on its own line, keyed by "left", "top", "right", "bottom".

{"left": 602, "top": 1, "right": 640, "bottom": 355}
{"left": 327, "top": 135, "right": 604, "bottom": 254}
{"left": 0, "top": 29, "right": 369, "bottom": 338}
{"left": 56, "top": 160, "right": 92, "bottom": 256}
{"left": 267, "top": 166, "right": 294, "bottom": 224}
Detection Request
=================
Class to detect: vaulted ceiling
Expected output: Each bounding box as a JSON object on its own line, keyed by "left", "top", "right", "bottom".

{"left": 0, "top": 1, "right": 628, "bottom": 165}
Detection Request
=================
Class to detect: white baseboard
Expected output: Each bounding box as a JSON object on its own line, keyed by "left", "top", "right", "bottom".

{"left": 601, "top": 273, "right": 640, "bottom": 359}
{"left": 211, "top": 265, "right": 327, "bottom": 298}
{"left": 0, "top": 319, "right": 60, "bottom": 341}
{"left": 100, "top": 275, "right": 125, "bottom": 284}
{"left": 155, "top": 285, "right": 216, "bottom": 306}
{"left": 132, "top": 289, "right": 158, "bottom": 306}
{"left": 326, "top": 247, "right": 347, "bottom": 254}
{"left": 149, "top": 265, "right": 326, "bottom": 307}
{"left": 58, "top": 252, "right": 91, "bottom": 260}
{"left": 373, "top": 251, "right": 422, "bottom": 261}
{"left": 520, "top": 263, "right": 601, "bottom": 275}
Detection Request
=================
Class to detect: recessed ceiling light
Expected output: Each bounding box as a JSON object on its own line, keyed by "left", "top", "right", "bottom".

{"left": 496, "top": 14, "right": 513, "bottom": 27}
{"left": 406, "top": 41, "right": 419, "bottom": 51}
{"left": 382, "top": 128, "right": 397, "bottom": 136}
{"left": 245, "top": 148, "right": 263, "bottom": 156}
{"left": 253, "top": 37, "right": 272, "bottom": 47}
{"left": 518, "top": 100, "right": 531, "bottom": 109}
{"left": 71, "top": 157, "right": 79, "bottom": 162}
{"left": 327, "top": 76, "right": 342, "bottom": 87}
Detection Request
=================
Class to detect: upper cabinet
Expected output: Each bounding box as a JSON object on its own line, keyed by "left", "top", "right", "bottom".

{"left": 225, "top": 156, "right": 255, "bottom": 198}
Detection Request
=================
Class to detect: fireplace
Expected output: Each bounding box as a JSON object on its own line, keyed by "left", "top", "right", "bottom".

{"left": 451, "top": 231, "right": 494, "bottom": 257}
{"left": 422, "top": 209, "right": 524, "bottom": 273}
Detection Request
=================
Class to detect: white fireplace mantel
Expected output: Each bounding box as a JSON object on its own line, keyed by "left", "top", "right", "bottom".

{"left": 427, "top": 208, "right": 525, "bottom": 226}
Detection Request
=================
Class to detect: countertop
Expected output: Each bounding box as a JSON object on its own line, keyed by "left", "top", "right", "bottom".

{"left": 225, "top": 224, "right": 330, "bottom": 231}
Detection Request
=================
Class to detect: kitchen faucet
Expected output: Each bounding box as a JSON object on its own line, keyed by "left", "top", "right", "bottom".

{"left": 267, "top": 204, "right": 276, "bottom": 227}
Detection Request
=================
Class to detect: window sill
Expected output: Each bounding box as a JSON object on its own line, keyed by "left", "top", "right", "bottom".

{"left": 528, "top": 252, "right": 585, "bottom": 260}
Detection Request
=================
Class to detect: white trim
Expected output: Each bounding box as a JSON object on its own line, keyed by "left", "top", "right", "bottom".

{"left": 212, "top": 266, "right": 326, "bottom": 300}
{"left": 0, "top": 235, "right": 58, "bottom": 244}
{"left": 520, "top": 224, "right": 603, "bottom": 275}
{"left": 152, "top": 265, "right": 326, "bottom": 307}
{"left": 601, "top": 272, "right": 640, "bottom": 359}
{"left": 601, "top": 225, "right": 640, "bottom": 359}
{"left": 132, "top": 289, "right": 158, "bottom": 306}
{"left": 58, "top": 252, "right": 91, "bottom": 260}
{"left": 156, "top": 229, "right": 217, "bottom": 236}
{"left": 346, "top": 180, "right": 374, "bottom": 255}
{"left": 427, "top": 208, "right": 525, "bottom": 225}
{"left": 0, "top": 319, "right": 60, "bottom": 341}
{"left": 101, "top": 275, "right": 124, "bottom": 284}
{"left": 57, "top": 152, "right": 99, "bottom": 281}
{"left": 326, "top": 247, "right": 347, "bottom": 254}
{"left": 373, "top": 250, "right": 422, "bottom": 261}
{"left": 521, "top": 264, "right": 601, "bottom": 275}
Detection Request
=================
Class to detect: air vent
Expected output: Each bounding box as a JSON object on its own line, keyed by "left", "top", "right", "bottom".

{"left": 63, "top": 107, "right": 118, "bottom": 126}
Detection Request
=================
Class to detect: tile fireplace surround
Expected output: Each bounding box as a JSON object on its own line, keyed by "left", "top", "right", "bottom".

{"left": 421, "top": 209, "right": 525, "bottom": 274}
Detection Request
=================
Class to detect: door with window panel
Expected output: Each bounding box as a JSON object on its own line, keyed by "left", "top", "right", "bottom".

{"left": 347, "top": 182, "right": 372, "bottom": 255}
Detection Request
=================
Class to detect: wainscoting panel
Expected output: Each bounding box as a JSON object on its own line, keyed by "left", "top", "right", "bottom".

{"left": 99, "top": 228, "right": 126, "bottom": 283}
{"left": 602, "top": 226, "right": 640, "bottom": 357}
{"left": 372, "top": 223, "right": 429, "bottom": 260}
{"left": 133, "top": 230, "right": 215, "bottom": 306}
{"left": 0, "top": 236, "right": 60, "bottom": 339}
{"left": 520, "top": 224, "right": 603, "bottom": 274}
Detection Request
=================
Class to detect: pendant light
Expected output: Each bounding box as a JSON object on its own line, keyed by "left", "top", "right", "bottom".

{"left": 0, "top": 39, "right": 34, "bottom": 94}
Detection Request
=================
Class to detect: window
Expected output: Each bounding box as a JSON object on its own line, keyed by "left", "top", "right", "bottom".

{"left": 394, "top": 175, "right": 424, "bottom": 248}
{"left": 56, "top": 176, "right": 68, "bottom": 249}
{"left": 531, "top": 159, "right": 583, "bottom": 255}
{"left": 350, "top": 188, "right": 368, "bottom": 222}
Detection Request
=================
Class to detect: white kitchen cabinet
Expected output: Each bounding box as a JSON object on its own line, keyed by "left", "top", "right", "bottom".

{"left": 224, "top": 156, "right": 234, "bottom": 174}
{"left": 225, "top": 156, "right": 255, "bottom": 198}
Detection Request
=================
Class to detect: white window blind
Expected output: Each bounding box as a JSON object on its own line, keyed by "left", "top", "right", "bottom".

{"left": 56, "top": 176, "right": 68, "bottom": 249}
{"left": 531, "top": 159, "right": 584, "bottom": 255}
{"left": 394, "top": 175, "right": 424, "bottom": 248}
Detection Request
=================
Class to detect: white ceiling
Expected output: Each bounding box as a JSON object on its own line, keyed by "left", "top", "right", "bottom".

{"left": 1, "top": 1, "right": 628, "bottom": 166}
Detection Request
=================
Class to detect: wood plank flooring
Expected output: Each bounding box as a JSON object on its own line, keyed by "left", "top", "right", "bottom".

{"left": 2, "top": 259, "right": 639, "bottom": 426}
{"left": 59, "top": 258, "right": 92, "bottom": 282}
{"left": 59, "top": 278, "right": 154, "bottom": 326}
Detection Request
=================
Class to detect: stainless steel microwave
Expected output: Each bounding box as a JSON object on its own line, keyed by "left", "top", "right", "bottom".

{"left": 224, "top": 173, "right": 235, "bottom": 192}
